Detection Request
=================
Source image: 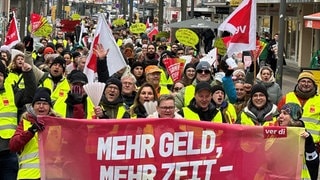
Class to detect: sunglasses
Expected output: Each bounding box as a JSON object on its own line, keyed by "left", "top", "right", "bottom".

{"left": 197, "top": 70, "right": 211, "bottom": 74}
{"left": 174, "top": 87, "right": 183, "bottom": 92}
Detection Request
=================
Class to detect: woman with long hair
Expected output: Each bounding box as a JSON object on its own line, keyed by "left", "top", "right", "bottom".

{"left": 130, "top": 83, "right": 158, "bottom": 118}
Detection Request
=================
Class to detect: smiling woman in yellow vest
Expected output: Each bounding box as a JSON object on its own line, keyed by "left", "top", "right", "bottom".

{"left": 9, "top": 87, "right": 59, "bottom": 180}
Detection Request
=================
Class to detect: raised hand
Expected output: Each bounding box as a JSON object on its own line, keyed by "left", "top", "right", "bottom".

{"left": 21, "top": 63, "right": 32, "bottom": 72}
{"left": 93, "top": 43, "right": 109, "bottom": 60}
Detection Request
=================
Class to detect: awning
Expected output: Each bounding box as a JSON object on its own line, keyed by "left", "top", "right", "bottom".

{"left": 304, "top": 12, "right": 320, "bottom": 29}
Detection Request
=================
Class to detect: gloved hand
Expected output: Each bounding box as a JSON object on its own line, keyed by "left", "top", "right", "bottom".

{"left": 27, "top": 113, "right": 45, "bottom": 134}
{"left": 23, "top": 35, "right": 34, "bottom": 52}
{"left": 28, "top": 123, "right": 45, "bottom": 134}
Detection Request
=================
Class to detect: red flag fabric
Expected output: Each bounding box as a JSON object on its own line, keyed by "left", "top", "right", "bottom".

{"left": 31, "top": 13, "right": 43, "bottom": 33}
{"left": 147, "top": 27, "right": 159, "bottom": 42}
{"left": 146, "top": 17, "right": 150, "bottom": 28}
{"left": 218, "top": 0, "right": 256, "bottom": 56}
{"left": 59, "top": 20, "right": 81, "bottom": 32}
{"left": 39, "top": 116, "right": 305, "bottom": 180}
{"left": 4, "top": 13, "right": 20, "bottom": 48}
{"left": 163, "top": 58, "right": 185, "bottom": 82}
{"left": 84, "top": 14, "right": 127, "bottom": 82}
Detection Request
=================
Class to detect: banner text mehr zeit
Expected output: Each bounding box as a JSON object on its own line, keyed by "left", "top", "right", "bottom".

{"left": 97, "top": 130, "right": 225, "bottom": 179}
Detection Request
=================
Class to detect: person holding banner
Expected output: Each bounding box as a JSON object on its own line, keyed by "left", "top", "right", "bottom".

{"left": 278, "top": 71, "right": 320, "bottom": 145}
{"left": 276, "top": 103, "right": 319, "bottom": 180}
{"left": 94, "top": 78, "right": 130, "bottom": 119}
{"left": 147, "top": 94, "right": 183, "bottom": 119}
{"left": 211, "top": 85, "right": 237, "bottom": 123}
{"left": 236, "top": 84, "right": 279, "bottom": 126}
{"left": 179, "top": 81, "right": 216, "bottom": 121}
{"left": 9, "top": 87, "right": 59, "bottom": 180}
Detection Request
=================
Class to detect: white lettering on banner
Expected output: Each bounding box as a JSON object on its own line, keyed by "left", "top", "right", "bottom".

{"left": 235, "top": 26, "right": 246, "bottom": 34}
{"left": 100, "top": 164, "right": 156, "bottom": 180}
{"left": 162, "top": 159, "right": 217, "bottom": 180}
{"left": 97, "top": 134, "right": 155, "bottom": 160}
{"left": 159, "top": 130, "right": 216, "bottom": 157}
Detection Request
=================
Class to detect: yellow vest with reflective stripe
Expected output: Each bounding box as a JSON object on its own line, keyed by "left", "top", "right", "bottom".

{"left": 17, "top": 119, "right": 40, "bottom": 179}
{"left": 116, "top": 106, "right": 126, "bottom": 119}
{"left": 53, "top": 95, "right": 94, "bottom": 119}
{"left": 40, "top": 77, "right": 70, "bottom": 102}
{"left": 184, "top": 85, "right": 195, "bottom": 107}
{"left": 286, "top": 92, "right": 320, "bottom": 143}
{"left": 0, "top": 82, "right": 17, "bottom": 138}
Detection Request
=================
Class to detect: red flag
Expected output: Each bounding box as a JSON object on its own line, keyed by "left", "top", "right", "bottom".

{"left": 31, "top": 13, "right": 44, "bottom": 33}
{"left": 147, "top": 28, "right": 159, "bottom": 42}
{"left": 4, "top": 12, "right": 20, "bottom": 48}
{"left": 146, "top": 17, "right": 150, "bottom": 28}
{"left": 84, "top": 14, "right": 127, "bottom": 83}
{"left": 218, "top": 0, "right": 256, "bottom": 56}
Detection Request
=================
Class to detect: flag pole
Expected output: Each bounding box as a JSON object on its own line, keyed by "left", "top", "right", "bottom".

{"left": 276, "top": 0, "right": 286, "bottom": 88}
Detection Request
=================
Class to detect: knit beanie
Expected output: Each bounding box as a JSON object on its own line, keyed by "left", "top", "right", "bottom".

{"left": 184, "top": 63, "right": 196, "bottom": 74}
{"left": 131, "top": 61, "right": 144, "bottom": 71}
{"left": 297, "top": 71, "right": 316, "bottom": 85}
{"left": 32, "top": 87, "right": 52, "bottom": 107}
{"left": 43, "top": 47, "right": 55, "bottom": 55}
{"left": 67, "top": 70, "right": 88, "bottom": 84}
{"left": 250, "top": 84, "right": 268, "bottom": 99}
{"left": 212, "top": 85, "right": 225, "bottom": 94}
{"left": 106, "top": 78, "right": 122, "bottom": 92}
{"left": 281, "top": 103, "right": 303, "bottom": 121}
{"left": 50, "top": 56, "right": 66, "bottom": 71}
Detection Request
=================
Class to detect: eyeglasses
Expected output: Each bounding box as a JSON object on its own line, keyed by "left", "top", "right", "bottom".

{"left": 158, "top": 106, "right": 175, "bottom": 110}
{"left": 196, "top": 70, "right": 211, "bottom": 74}
{"left": 177, "top": 53, "right": 184, "bottom": 55}
{"left": 174, "top": 87, "right": 183, "bottom": 92}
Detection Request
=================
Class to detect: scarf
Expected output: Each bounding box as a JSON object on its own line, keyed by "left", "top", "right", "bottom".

{"left": 294, "top": 84, "right": 317, "bottom": 99}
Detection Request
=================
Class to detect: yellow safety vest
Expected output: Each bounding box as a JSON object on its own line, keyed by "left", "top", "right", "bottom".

{"left": 238, "top": 111, "right": 277, "bottom": 126}
{"left": 52, "top": 39, "right": 68, "bottom": 48}
{"left": 40, "top": 77, "right": 70, "bottom": 102}
{"left": 159, "top": 68, "right": 173, "bottom": 87}
{"left": 0, "top": 82, "right": 17, "bottom": 138}
{"left": 184, "top": 85, "right": 195, "bottom": 107}
{"left": 158, "top": 85, "right": 171, "bottom": 97}
{"left": 5, "top": 72, "right": 25, "bottom": 89}
{"left": 53, "top": 95, "right": 95, "bottom": 119}
{"left": 18, "top": 119, "right": 40, "bottom": 179}
{"left": 286, "top": 92, "right": 320, "bottom": 143}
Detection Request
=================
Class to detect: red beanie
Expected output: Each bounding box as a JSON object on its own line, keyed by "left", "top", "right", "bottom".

{"left": 43, "top": 47, "right": 54, "bottom": 55}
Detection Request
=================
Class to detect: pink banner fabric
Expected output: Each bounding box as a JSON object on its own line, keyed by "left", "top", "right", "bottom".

{"left": 38, "top": 116, "right": 305, "bottom": 180}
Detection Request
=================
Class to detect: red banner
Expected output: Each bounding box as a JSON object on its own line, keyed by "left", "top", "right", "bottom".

{"left": 163, "top": 58, "right": 185, "bottom": 83}
{"left": 39, "top": 116, "right": 305, "bottom": 180}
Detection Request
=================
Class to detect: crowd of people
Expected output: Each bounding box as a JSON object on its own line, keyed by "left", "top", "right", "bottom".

{"left": 0, "top": 24, "right": 319, "bottom": 179}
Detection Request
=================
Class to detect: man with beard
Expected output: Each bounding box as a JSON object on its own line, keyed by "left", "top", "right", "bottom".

{"left": 94, "top": 78, "right": 130, "bottom": 119}
{"left": 144, "top": 44, "right": 159, "bottom": 66}
{"left": 278, "top": 71, "right": 320, "bottom": 145}
{"left": 23, "top": 36, "right": 70, "bottom": 101}
{"left": 53, "top": 70, "right": 95, "bottom": 119}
